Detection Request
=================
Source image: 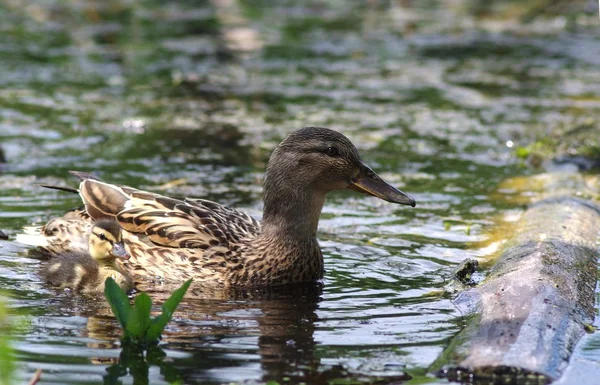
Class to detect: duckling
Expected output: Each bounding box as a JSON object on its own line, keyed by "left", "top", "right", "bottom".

{"left": 40, "top": 219, "right": 133, "bottom": 293}
{"left": 39, "top": 127, "right": 416, "bottom": 287}
{"left": 16, "top": 206, "right": 92, "bottom": 256}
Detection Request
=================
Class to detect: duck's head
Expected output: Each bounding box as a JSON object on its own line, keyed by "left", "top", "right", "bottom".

{"left": 265, "top": 127, "right": 415, "bottom": 207}
{"left": 88, "top": 219, "right": 129, "bottom": 262}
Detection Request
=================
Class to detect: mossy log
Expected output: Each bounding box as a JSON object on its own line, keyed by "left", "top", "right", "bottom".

{"left": 433, "top": 196, "right": 600, "bottom": 383}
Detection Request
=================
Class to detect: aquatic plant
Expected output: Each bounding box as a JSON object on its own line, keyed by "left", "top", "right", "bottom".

{"left": 104, "top": 278, "right": 191, "bottom": 346}
{"left": 0, "top": 298, "right": 15, "bottom": 385}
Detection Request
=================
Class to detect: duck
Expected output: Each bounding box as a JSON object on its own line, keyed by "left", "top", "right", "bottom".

{"left": 40, "top": 219, "right": 133, "bottom": 293}
{"left": 36, "top": 127, "right": 416, "bottom": 287}
{"left": 17, "top": 206, "right": 93, "bottom": 256}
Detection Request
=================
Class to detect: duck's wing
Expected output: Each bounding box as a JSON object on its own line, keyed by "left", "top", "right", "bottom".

{"left": 77, "top": 177, "right": 260, "bottom": 249}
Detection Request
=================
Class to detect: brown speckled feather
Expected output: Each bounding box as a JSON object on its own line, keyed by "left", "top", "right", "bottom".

{"left": 77, "top": 177, "right": 276, "bottom": 286}
{"left": 79, "top": 180, "right": 260, "bottom": 248}
{"left": 39, "top": 207, "right": 93, "bottom": 255}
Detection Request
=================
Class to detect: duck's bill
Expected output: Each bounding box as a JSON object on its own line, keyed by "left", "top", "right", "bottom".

{"left": 348, "top": 164, "right": 416, "bottom": 207}
{"left": 112, "top": 242, "right": 130, "bottom": 260}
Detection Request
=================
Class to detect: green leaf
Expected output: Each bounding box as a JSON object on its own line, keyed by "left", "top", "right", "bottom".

{"left": 146, "top": 280, "right": 192, "bottom": 341}
{"left": 104, "top": 278, "right": 133, "bottom": 334}
{"left": 0, "top": 335, "right": 15, "bottom": 385}
{"left": 125, "top": 293, "right": 152, "bottom": 339}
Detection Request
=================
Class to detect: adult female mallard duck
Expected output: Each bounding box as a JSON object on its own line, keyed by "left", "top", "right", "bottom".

{"left": 39, "top": 127, "right": 415, "bottom": 287}
{"left": 40, "top": 219, "right": 133, "bottom": 293}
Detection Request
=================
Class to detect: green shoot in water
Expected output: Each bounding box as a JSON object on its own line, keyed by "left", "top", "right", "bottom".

{"left": 0, "top": 298, "right": 15, "bottom": 385}
{"left": 104, "top": 278, "right": 192, "bottom": 346}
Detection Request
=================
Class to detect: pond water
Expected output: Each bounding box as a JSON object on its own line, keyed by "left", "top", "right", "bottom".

{"left": 0, "top": 1, "right": 599, "bottom": 384}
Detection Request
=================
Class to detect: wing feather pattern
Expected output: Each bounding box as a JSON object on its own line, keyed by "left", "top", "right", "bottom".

{"left": 77, "top": 177, "right": 261, "bottom": 252}
{"left": 79, "top": 180, "right": 129, "bottom": 220}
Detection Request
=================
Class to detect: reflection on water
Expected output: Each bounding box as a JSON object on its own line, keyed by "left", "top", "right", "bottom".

{"left": 1, "top": 0, "right": 600, "bottom": 384}
{"left": 81, "top": 283, "right": 325, "bottom": 384}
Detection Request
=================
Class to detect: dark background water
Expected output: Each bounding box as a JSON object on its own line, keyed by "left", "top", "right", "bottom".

{"left": 0, "top": 1, "right": 599, "bottom": 384}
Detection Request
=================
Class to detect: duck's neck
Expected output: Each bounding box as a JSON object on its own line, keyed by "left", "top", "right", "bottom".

{"left": 261, "top": 182, "right": 326, "bottom": 242}
{"left": 239, "top": 166, "right": 326, "bottom": 285}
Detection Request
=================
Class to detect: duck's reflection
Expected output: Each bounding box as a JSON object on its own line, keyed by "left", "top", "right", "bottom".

{"left": 77, "top": 282, "right": 323, "bottom": 384}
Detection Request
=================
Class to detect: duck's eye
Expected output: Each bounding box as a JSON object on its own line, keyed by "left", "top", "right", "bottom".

{"left": 98, "top": 233, "right": 107, "bottom": 241}
{"left": 325, "top": 147, "right": 339, "bottom": 157}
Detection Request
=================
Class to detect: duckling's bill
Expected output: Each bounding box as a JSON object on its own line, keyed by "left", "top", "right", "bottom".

{"left": 348, "top": 163, "right": 416, "bottom": 207}
{"left": 111, "top": 242, "right": 130, "bottom": 260}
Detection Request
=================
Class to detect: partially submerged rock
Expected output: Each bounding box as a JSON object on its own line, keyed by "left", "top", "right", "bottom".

{"left": 444, "top": 258, "right": 479, "bottom": 294}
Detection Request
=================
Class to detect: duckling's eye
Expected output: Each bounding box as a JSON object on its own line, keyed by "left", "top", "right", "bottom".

{"left": 325, "top": 147, "right": 339, "bottom": 157}
{"left": 98, "top": 233, "right": 107, "bottom": 241}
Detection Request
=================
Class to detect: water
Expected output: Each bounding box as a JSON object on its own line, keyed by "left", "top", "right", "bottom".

{"left": 0, "top": 1, "right": 599, "bottom": 384}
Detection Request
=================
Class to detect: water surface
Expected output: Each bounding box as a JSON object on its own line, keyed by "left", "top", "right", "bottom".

{"left": 1, "top": 1, "right": 599, "bottom": 384}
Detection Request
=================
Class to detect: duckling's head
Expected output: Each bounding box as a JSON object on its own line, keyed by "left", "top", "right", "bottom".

{"left": 88, "top": 219, "right": 129, "bottom": 262}
{"left": 265, "top": 127, "right": 415, "bottom": 207}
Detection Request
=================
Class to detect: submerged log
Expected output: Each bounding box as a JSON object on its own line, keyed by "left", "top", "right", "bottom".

{"left": 433, "top": 190, "right": 600, "bottom": 383}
